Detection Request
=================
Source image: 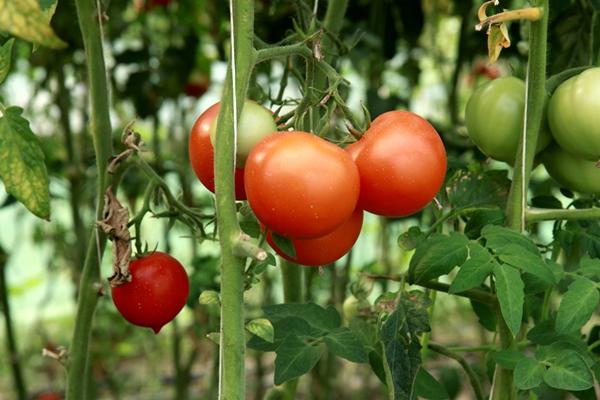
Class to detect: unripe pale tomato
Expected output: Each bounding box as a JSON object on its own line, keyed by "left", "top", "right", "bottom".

{"left": 111, "top": 252, "right": 189, "bottom": 333}
{"left": 245, "top": 131, "right": 360, "bottom": 239}
{"left": 547, "top": 67, "right": 600, "bottom": 161}
{"left": 209, "top": 100, "right": 277, "bottom": 167}
{"left": 465, "top": 77, "right": 552, "bottom": 164}
{"left": 542, "top": 144, "right": 600, "bottom": 195}
{"left": 266, "top": 208, "right": 363, "bottom": 266}
{"left": 354, "top": 110, "right": 447, "bottom": 217}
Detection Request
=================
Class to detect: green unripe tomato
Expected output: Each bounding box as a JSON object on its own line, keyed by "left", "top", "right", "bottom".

{"left": 547, "top": 67, "right": 600, "bottom": 161}
{"left": 209, "top": 100, "right": 277, "bottom": 167}
{"left": 542, "top": 144, "right": 600, "bottom": 195}
{"left": 465, "top": 77, "right": 552, "bottom": 164}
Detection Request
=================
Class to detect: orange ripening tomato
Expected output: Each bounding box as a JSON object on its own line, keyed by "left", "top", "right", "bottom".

{"left": 355, "top": 111, "right": 447, "bottom": 217}
{"left": 245, "top": 131, "right": 360, "bottom": 239}
{"left": 266, "top": 208, "right": 363, "bottom": 266}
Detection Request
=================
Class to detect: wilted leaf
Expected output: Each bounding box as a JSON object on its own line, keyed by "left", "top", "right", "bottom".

{"left": 0, "top": 0, "right": 66, "bottom": 49}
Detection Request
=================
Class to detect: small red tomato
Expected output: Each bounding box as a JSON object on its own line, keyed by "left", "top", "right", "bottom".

{"left": 245, "top": 131, "right": 360, "bottom": 239}
{"left": 355, "top": 111, "right": 447, "bottom": 217}
{"left": 111, "top": 252, "right": 189, "bottom": 334}
{"left": 267, "top": 208, "right": 363, "bottom": 266}
{"left": 189, "top": 103, "right": 247, "bottom": 199}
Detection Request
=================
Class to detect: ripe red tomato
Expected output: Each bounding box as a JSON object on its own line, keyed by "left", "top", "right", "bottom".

{"left": 355, "top": 111, "right": 447, "bottom": 217}
{"left": 111, "top": 252, "right": 189, "bottom": 333}
{"left": 245, "top": 131, "right": 360, "bottom": 238}
{"left": 266, "top": 208, "right": 363, "bottom": 266}
{"left": 189, "top": 103, "right": 247, "bottom": 199}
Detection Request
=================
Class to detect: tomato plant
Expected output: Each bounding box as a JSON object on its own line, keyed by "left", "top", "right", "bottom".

{"left": 547, "top": 67, "right": 600, "bottom": 161}
{"left": 111, "top": 252, "right": 189, "bottom": 334}
{"left": 354, "top": 110, "right": 447, "bottom": 217}
{"left": 465, "top": 76, "right": 552, "bottom": 163}
{"left": 245, "top": 131, "right": 360, "bottom": 238}
{"left": 266, "top": 208, "right": 363, "bottom": 266}
{"left": 541, "top": 144, "right": 600, "bottom": 195}
{"left": 188, "top": 103, "right": 247, "bottom": 199}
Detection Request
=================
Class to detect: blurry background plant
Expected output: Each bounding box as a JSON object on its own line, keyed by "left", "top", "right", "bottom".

{"left": 0, "top": 0, "right": 599, "bottom": 399}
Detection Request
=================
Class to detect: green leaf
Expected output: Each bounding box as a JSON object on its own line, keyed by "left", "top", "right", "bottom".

{"left": 481, "top": 225, "right": 540, "bottom": 255}
{"left": 445, "top": 169, "right": 510, "bottom": 209}
{"left": 514, "top": 357, "right": 544, "bottom": 390}
{"left": 239, "top": 220, "right": 261, "bottom": 238}
{"left": 493, "top": 263, "right": 524, "bottom": 337}
{"left": 398, "top": 226, "right": 425, "bottom": 251}
{"left": 543, "top": 350, "right": 594, "bottom": 391}
{"left": 470, "top": 299, "right": 496, "bottom": 332}
{"left": 380, "top": 292, "right": 430, "bottom": 399}
{"left": 495, "top": 244, "right": 555, "bottom": 286}
{"left": 408, "top": 233, "right": 469, "bottom": 284}
{"left": 527, "top": 320, "right": 574, "bottom": 345}
{"left": 0, "top": 107, "right": 49, "bottom": 219}
{"left": 323, "top": 327, "right": 368, "bottom": 363}
{"left": 412, "top": 367, "right": 449, "bottom": 400}
{"left": 246, "top": 318, "right": 274, "bottom": 343}
{"left": 273, "top": 335, "right": 323, "bottom": 385}
{"left": 463, "top": 208, "right": 505, "bottom": 239}
{"left": 0, "top": 38, "right": 14, "bottom": 85}
{"left": 491, "top": 349, "right": 525, "bottom": 370}
{"left": 271, "top": 232, "right": 296, "bottom": 258}
{"left": 577, "top": 256, "right": 600, "bottom": 281}
{"left": 449, "top": 243, "right": 495, "bottom": 294}
{"left": 555, "top": 277, "right": 599, "bottom": 334}
{"left": 263, "top": 303, "right": 341, "bottom": 332}
{"left": 0, "top": 0, "right": 66, "bottom": 49}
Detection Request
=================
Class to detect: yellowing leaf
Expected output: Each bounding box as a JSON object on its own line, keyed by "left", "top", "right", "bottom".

{"left": 0, "top": 0, "right": 66, "bottom": 49}
{"left": 488, "top": 22, "right": 511, "bottom": 63}
{"left": 0, "top": 107, "right": 50, "bottom": 220}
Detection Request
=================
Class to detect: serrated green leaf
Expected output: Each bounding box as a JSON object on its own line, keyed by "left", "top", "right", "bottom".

{"left": 263, "top": 303, "right": 340, "bottom": 332}
{"left": 449, "top": 243, "right": 495, "bottom": 294}
{"left": 470, "top": 299, "right": 496, "bottom": 332}
{"left": 0, "top": 106, "right": 49, "bottom": 219}
{"left": 543, "top": 350, "right": 593, "bottom": 391}
{"left": 246, "top": 318, "right": 274, "bottom": 343}
{"left": 578, "top": 256, "right": 600, "bottom": 281}
{"left": 481, "top": 225, "right": 539, "bottom": 255}
{"left": 413, "top": 367, "right": 449, "bottom": 400}
{"left": 398, "top": 226, "right": 425, "bottom": 251}
{"left": 0, "top": 0, "right": 66, "bottom": 49}
{"left": 555, "top": 277, "right": 599, "bottom": 334}
{"left": 323, "top": 327, "right": 368, "bottom": 363}
{"left": 273, "top": 335, "right": 323, "bottom": 385}
{"left": 239, "top": 220, "right": 261, "bottom": 238}
{"left": 496, "top": 244, "right": 555, "bottom": 286}
{"left": 463, "top": 208, "right": 505, "bottom": 239}
{"left": 514, "top": 357, "right": 544, "bottom": 390}
{"left": 493, "top": 263, "right": 524, "bottom": 337}
{"left": 0, "top": 38, "right": 14, "bottom": 85}
{"left": 445, "top": 169, "right": 510, "bottom": 209}
{"left": 408, "top": 233, "right": 469, "bottom": 284}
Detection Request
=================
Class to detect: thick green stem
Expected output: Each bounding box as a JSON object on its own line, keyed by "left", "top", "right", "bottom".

{"left": 497, "top": 2, "right": 549, "bottom": 399}
{"left": 67, "top": 0, "right": 113, "bottom": 398}
{"left": 279, "top": 260, "right": 305, "bottom": 399}
{"left": 0, "top": 248, "right": 27, "bottom": 400}
{"left": 526, "top": 207, "right": 600, "bottom": 223}
{"left": 215, "top": 1, "right": 256, "bottom": 399}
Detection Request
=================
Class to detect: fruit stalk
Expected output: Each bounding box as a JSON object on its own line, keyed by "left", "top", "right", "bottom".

{"left": 214, "top": 0, "right": 256, "bottom": 398}
{"left": 67, "top": 0, "right": 114, "bottom": 398}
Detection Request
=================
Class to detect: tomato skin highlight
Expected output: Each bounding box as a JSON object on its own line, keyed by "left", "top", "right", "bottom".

{"left": 355, "top": 111, "right": 447, "bottom": 217}
{"left": 188, "top": 103, "right": 247, "bottom": 199}
{"left": 548, "top": 67, "right": 600, "bottom": 161}
{"left": 245, "top": 131, "right": 360, "bottom": 239}
{"left": 111, "top": 252, "right": 189, "bottom": 333}
{"left": 465, "top": 77, "right": 551, "bottom": 163}
{"left": 266, "top": 208, "right": 363, "bottom": 266}
{"left": 542, "top": 144, "right": 600, "bottom": 195}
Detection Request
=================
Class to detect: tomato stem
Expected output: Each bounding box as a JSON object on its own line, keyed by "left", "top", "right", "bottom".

{"left": 428, "top": 343, "right": 485, "bottom": 400}
{"left": 66, "top": 0, "right": 114, "bottom": 398}
{"left": 526, "top": 207, "right": 600, "bottom": 223}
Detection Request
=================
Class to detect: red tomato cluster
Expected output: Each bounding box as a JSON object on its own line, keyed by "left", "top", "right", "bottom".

{"left": 112, "top": 252, "right": 189, "bottom": 333}
{"left": 189, "top": 103, "right": 447, "bottom": 267}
